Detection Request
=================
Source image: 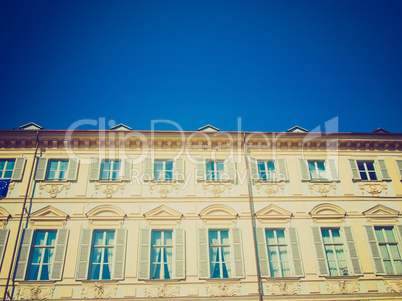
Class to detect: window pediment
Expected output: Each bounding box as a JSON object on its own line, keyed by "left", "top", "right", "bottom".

{"left": 255, "top": 204, "right": 292, "bottom": 219}
{"left": 199, "top": 205, "right": 237, "bottom": 220}
{"left": 86, "top": 205, "right": 126, "bottom": 220}
{"left": 144, "top": 205, "right": 182, "bottom": 220}
{"left": 30, "top": 205, "right": 68, "bottom": 221}
{"left": 309, "top": 203, "right": 346, "bottom": 219}
{"left": 363, "top": 204, "right": 399, "bottom": 224}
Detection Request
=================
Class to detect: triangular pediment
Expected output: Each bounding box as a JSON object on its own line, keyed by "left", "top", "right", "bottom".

{"left": 310, "top": 203, "right": 346, "bottom": 218}
{"left": 19, "top": 122, "right": 43, "bottom": 130}
{"left": 255, "top": 204, "right": 292, "bottom": 219}
{"left": 87, "top": 205, "right": 126, "bottom": 220}
{"left": 198, "top": 124, "right": 220, "bottom": 132}
{"left": 286, "top": 125, "right": 308, "bottom": 133}
{"left": 30, "top": 205, "right": 68, "bottom": 221}
{"left": 363, "top": 204, "right": 399, "bottom": 217}
{"left": 110, "top": 123, "right": 132, "bottom": 131}
{"left": 144, "top": 205, "right": 182, "bottom": 220}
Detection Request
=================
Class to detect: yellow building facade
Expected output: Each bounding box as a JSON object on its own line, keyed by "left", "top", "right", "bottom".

{"left": 0, "top": 123, "right": 402, "bottom": 300}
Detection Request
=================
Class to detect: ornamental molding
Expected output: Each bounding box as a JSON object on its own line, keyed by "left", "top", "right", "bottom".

{"left": 265, "top": 281, "right": 300, "bottom": 296}
{"left": 206, "top": 283, "right": 240, "bottom": 297}
{"left": 310, "top": 203, "right": 346, "bottom": 220}
{"left": 255, "top": 181, "right": 284, "bottom": 196}
{"left": 255, "top": 204, "right": 292, "bottom": 220}
{"left": 144, "top": 205, "right": 182, "bottom": 220}
{"left": 8, "top": 181, "right": 15, "bottom": 191}
{"left": 144, "top": 284, "right": 180, "bottom": 298}
{"left": 202, "top": 181, "right": 232, "bottom": 197}
{"left": 94, "top": 181, "right": 125, "bottom": 198}
{"left": 81, "top": 283, "right": 117, "bottom": 299}
{"left": 86, "top": 205, "right": 126, "bottom": 220}
{"left": 358, "top": 182, "right": 388, "bottom": 197}
{"left": 0, "top": 206, "right": 11, "bottom": 223}
{"left": 326, "top": 280, "right": 360, "bottom": 294}
{"left": 308, "top": 181, "right": 336, "bottom": 197}
{"left": 363, "top": 204, "right": 400, "bottom": 223}
{"left": 29, "top": 205, "right": 69, "bottom": 221}
{"left": 149, "top": 181, "right": 179, "bottom": 198}
{"left": 17, "top": 285, "right": 54, "bottom": 300}
{"left": 39, "top": 182, "right": 70, "bottom": 198}
{"left": 385, "top": 280, "right": 402, "bottom": 293}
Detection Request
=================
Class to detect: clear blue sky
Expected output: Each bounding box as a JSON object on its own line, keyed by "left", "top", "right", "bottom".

{"left": 1, "top": 0, "right": 401, "bottom": 133}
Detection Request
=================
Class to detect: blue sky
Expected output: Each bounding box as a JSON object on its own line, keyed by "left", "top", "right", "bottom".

{"left": 0, "top": 0, "right": 401, "bottom": 133}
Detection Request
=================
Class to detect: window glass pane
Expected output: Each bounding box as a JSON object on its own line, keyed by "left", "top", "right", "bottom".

{"left": 324, "top": 246, "right": 335, "bottom": 261}
{"left": 375, "top": 228, "right": 386, "bottom": 242}
{"left": 112, "top": 161, "right": 121, "bottom": 171}
{"left": 103, "top": 248, "right": 112, "bottom": 263}
{"left": 35, "top": 232, "right": 46, "bottom": 246}
{"left": 59, "top": 161, "right": 68, "bottom": 171}
{"left": 276, "top": 230, "right": 285, "bottom": 244}
{"left": 165, "top": 161, "right": 173, "bottom": 170}
{"left": 216, "top": 162, "right": 224, "bottom": 171}
{"left": 154, "top": 161, "right": 163, "bottom": 171}
{"left": 39, "top": 265, "right": 50, "bottom": 280}
{"left": 321, "top": 229, "right": 331, "bottom": 243}
{"left": 339, "top": 262, "right": 349, "bottom": 275}
{"left": 360, "top": 172, "right": 368, "bottom": 181}
{"left": 90, "top": 264, "right": 100, "bottom": 280}
{"left": 151, "top": 262, "right": 161, "bottom": 279}
{"left": 266, "top": 230, "right": 275, "bottom": 244}
{"left": 100, "top": 170, "right": 110, "bottom": 180}
{"left": 3, "top": 170, "right": 13, "bottom": 178}
{"left": 222, "top": 261, "right": 231, "bottom": 278}
{"left": 105, "top": 231, "right": 115, "bottom": 245}
{"left": 308, "top": 162, "right": 316, "bottom": 171}
{"left": 28, "top": 265, "right": 39, "bottom": 280}
{"left": 335, "top": 245, "right": 346, "bottom": 261}
{"left": 379, "top": 245, "right": 390, "bottom": 259}
{"left": 389, "top": 245, "right": 401, "bottom": 259}
{"left": 268, "top": 246, "right": 278, "bottom": 261}
{"left": 317, "top": 162, "right": 326, "bottom": 171}
{"left": 328, "top": 261, "right": 339, "bottom": 276}
{"left": 331, "top": 229, "right": 341, "bottom": 243}
{"left": 384, "top": 260, "right": 394, "bottom": 274}
{"left": 278, "top": 245, "right": 288, "bottom": 261}
{"left": 31, "top": 249, "right": 42, "bottom": 263}
{"left": 267, "top": 162, "right": 275, "bottom": 171}
{"left": 0, "top": 161, "right": 5, "bottom": 171}
{"left": 206, "top": 162, "right": 214, "bottom": 172}
{"left": 368, "top": 172, "right": 377, "bottom": 180}
{"left": 102, "top": 263, "right": 112, "bottom": 280}
{"left": 394, "top": 260, "right": 402, "bottom": 274}
{"left": 258, "top": 162, "right": 266, "bottom": 171}
{"left": 282, "top": 261, "right": 291, "bottom": 277}
{"left": 43, "top": 249, "right": 54, "bottom": 263}
{"left": 270, "top": 261, "right": 280, "bottom": 277}
{"left": 209, "top": 231, "right": 218, "bottom": 244}
{"left": 165, "top": 171, "right": 173, "bottom": 181}
{"left": 6, "top": 161, "right": 14, "bottom": 170}
{"left": 102, "top": 160, "right": 111, "bottom": 170}
{"left": 48, "top": 161, "right": 59, "bottom": 171}
{"left": 220, "top": 231, "right": 229, "bottom": 244}
{"left": 366, "top": 162, "right": 375, "bottom": 171}
{"left": 152, "top": 231, "right": 162, "bottom": 246}
{"left": 92, "top": 248, "right": 102, "bottom": 263}
{"left": 164, "top": 249, "right": 173, "bottom": 279}
{"left": 357, "top": 162, "right": 365, "bottom": 171}
{"left": 385, "top": 228, "right": 396, "bottom": 242}
{"left": 164, "top": 231, "right": 172, "bottom": 245}
{"left": 47, "top": 232, "right": 56, "bottom": 246}
{"left": 93, "top": 232, "right": 104, "bottom": 245}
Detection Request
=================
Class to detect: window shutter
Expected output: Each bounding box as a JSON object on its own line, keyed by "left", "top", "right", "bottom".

{"left": 248, "top": 156, "right": 258, "bottom": 181}
{"left": 288, "top": 227, "right": 304, "bottom": 277}
{"left": 113, "top": 229, "right": 127, "bottom": 280}
{"left": 198, "top": 228, "right": 209, "bottom": 278}
{"left": 376, "top": 159, "right": 391, "bottom": 180}
{"left": 121, "top": 159, "right": 132, "bottom": 181}
{"left": 15, "top": 229, "right": 34, "bottom": 280}
{"left": 138, "top": 229, "right": 151, "bottom": 280}
{"left": 225, "top": 159, "right": 236, "bottom": 181}
{"left": 0, "top": 229, "right": 9, "bottom": 267}
{"left": 343, "top": 227, "right": 362, "bottom": 275}
{"left": 348, "top": 159, "right": 361, "bottom": 180}
{"left": 255, "top": 228, "right": 270, "bottom": 277}
{"left": 195, "top": 158, "right": 205, "bottom": 181}
{"left": 174, "top": 229, "right": 185, "bottom": 279}
{"left": 76, "top": 229, "right": 93, "bottom": 280}
{"left": 50, "top": 229, "right": 69, "bottom": 280}
{"left": 311, "top": 227, "right": 329, "bottom": 276}
{"left": 144, "top": 158, "right": 153, "bottom": 181}
{"left": 397, "top": 225, "right": 402, "bottom": 242}
{"left": 298, "top": 159, "right": 310, "bottom": 181}
{"left": 175, "top": 158, "right": 185, "bottom": 181}
{"left": 365, "top": 226, "right": 385, "bottom": 274}
{"left": 66, "top": 158, "right": 79, "bottom": 181}
{"left": 35, "top": 158, "right": 48, "bottom": 180}
{"left": 11, "top": 158, "right": 26, "bottom": 181}
{"left": 327, "top": 159, "right": 339, "bottom": 181}
{"left": 396, "top": 160, "right": 402, "bottom": 179}
{"left": 89, "top": 158, "right": 100, "bottom": 181}
{"left": 231, "top": 228, "right": 245, "bottom": 278}
{"left": 277, "top": 159, "right": 288, "bottom": 181}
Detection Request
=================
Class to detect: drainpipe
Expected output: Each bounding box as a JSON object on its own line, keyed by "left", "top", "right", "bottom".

{"left": 243, "top": 133, "right": 263, "bottom": 301}
{"left": 3, "top": 130, "right": 40, "bottom": 301}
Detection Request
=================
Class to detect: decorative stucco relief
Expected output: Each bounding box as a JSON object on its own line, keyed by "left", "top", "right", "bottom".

{"left": 81, "top": 283, "right": 117, "bottom": 299}
{"left": 17, "top": 285, "right": 54, "bottom": 300}
{"left": 265, "top": 281, "right": 300, "bottom": 296}
{"left": 385, "top": 280, "right": 402, "bottom": 293}
{"left": 358, "top": 182, "right": 387, "bottom": 197}
{"left": 202, "top": 182, "right": 232, "bottom": 197}
{"left": 39, "top": 182, "right": 70, "bottom": 198}
{"left": 95, "top": 182, "right": 125, "bottom": 198}
{"left": 255, "top": 182, "right": 284, "bottom": 196}
{"left": 308, "top": 182, "right": 336, "bottom": 197}
{"left": 326, "top": 280, "right": 360, "bottom": 294}
{"left": 206, "top": 283, "right": 240, "bottom": 297}
{"left": 149, "top": 181, "right": 179, "bottom": 198}
{"left": 144, "top": 284, "right": 180, "bottom": 298}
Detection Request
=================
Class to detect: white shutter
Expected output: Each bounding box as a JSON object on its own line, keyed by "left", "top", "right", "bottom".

{"left": 138, "top": 229, "right": 151, "bottom": 280}
{"left": 121, "top": 159, "right": 132, "bottom": 181}
{"left": 348, "top": 159, "right": 361, "bottom": 180}
{"left": 248, "top": 156, "right": 259, "bottom": 181}
{"left": 144, "top": 158, "right": 153, "bottom": 181}
{"left": 342, "top": 227, "right": 362, "bottom": 275}
{"left": 298, "top": 159, "right": 310, "bottom": 181}
{"left": 327, "top": 159, "right": 339, "bottom": 181}
{"left": 174, "top": 229, "right": 185, "bottom": 279}
{"left": 15, "top": 229, "right": 34, "bottom": 280}
{"left": 288, "top": 227, "right": 304, "bottom": 277}
{"left": 231, "top": 228, "right": 245, "bottom": 278}
{"left": 76, "top": 229, "right": 93, "bottom": 280}
{"left": 0, "top": 229, "right": 9, "bottom": 268}
{"left": 113, "top": 229, "right": 127, "bottom": 280}
{"left": 395, "top": 160, "right": 402, "bottom": 179}
{"left": 311, "top": 227, "right": 329, "bottom": 276}
{"left": 365, "top": 226, "right": 385, "bottom": 274}
{"left": 89, "top": 158, "right": 100, "bottom": 181}
{"left": 11, "top": 158, "right": 26, "bottom": 181}
{"left": 195, "top": 158, "right": 205, "bottom": 181}
{"left": 276, "top": 159, "right": 288, "bottom": 181}
{"left": 35, "top": 158, "right": 48, "bottom": 180}
{"left": 175, "top": 158, "right": 185, "bottom": 181}
{"left": 225, "top": 159, "right": 235, "bottom": 181}
{"left": 50, "top": 229, "right": 69, "bottom": 280}
{"left": 198, "top": 228, "right": 209, "bottom": 278}
{"left": 66, "top": 158, "right": 79, "bottom": 181}
{"left": 376, "top": 159, "right": 391, "bottom": 180}
{"left": 255, "top": 228, "right": 270, "bottom": 277}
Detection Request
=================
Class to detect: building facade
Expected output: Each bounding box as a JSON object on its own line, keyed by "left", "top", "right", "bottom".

{"left": 0, "top": 123, "right": 402, "bottom": 300}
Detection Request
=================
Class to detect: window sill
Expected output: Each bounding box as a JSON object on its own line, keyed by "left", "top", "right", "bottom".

{"left": 16, "top": 280, "right": 57, "bottom": 284}
{"left": 199, "top": 180, "right": 233, "bottom": 183}
{"left": 141, "top": 279, "right": 184, "bottom": 282}
{"left": 323, "top": 275, "right": 360, "bottom": 279}
{"left": 254, "top": 180, "right": 286, "bottom": 184}
{"left": 202, "top": 277, "right": 243, "bottom": 281}
{"left": 96, "top": 180, "right": 126, "bottom": 183}
{"left": 79, "top": 279, "right": 119, "bottom": 283}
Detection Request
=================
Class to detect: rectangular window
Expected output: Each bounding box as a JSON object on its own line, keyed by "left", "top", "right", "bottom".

{"left": 375, "top": 226, "right": 402, "bottom": 274}
{"left": 46, "top": 160, "right": 68, "bottom": 181}
{"left": 206, "top": 161, "right": 224, "bottom": 181}
{"left": 321, "top": 228, "right": 348, "bottom": 276}
{"left": 151, "top": 231, "right": 173, "bottom": 279}
{"left": 100, "top": 160, "right": 121, "bottom": 181}
{"left": 357, "top": 161, "right": 377, "bottom": 180}
{"left": 209, "top": 230, "right": 231, "bottom": 278}
{"left": 154, "top": 161, "right": 173, "bottom": 181}
{"left": 90, "top": 231, "right": 115, "bottom": 280}
{"left": 265, "top": 229, "right": 290, "bottom": 277}
{"left": 27, "top": 231, "right": 57, "bottom": 280}
{"left": 0, "top": 160, "right": 15, "bottom": 179}
{"left": 308, "top": 161, "right": 327, "bottom": 181}
{"left": 257, "top": 161, "right": 276, "bottom": 181}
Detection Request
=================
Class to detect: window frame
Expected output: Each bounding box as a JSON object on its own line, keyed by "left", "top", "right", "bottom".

{"left": 308, "top": 161, "right": 328, "bottom": 181}
{"left": 89, "top": 230, "right": 115, "bottom": 280}
{"left": 0, "top": 159, "right": 15, "bottom": 179}
{"left": 374, "top": 226, "right": 402, "bottom": 275}
{"left": 206, "top": 161, "right": 225, "bottom": 181}
{"left": 99, "top": 160, "right": 121, "bottom": 181}
{"left": 357, "top": 161, "right": 378, "bottom": 181}
{"left": 320, "top": 228, "right": 349, "bottom": 276}
{"left": 265, "top": 229, "right": 291, "bottom": 277}
{"left": 153, "top": 160, "right": 174, "bottom": 182}
{"left": 209, "top": 229, "right": 232, "bottom": 279}
{"left": 45, "top": 160, "right": 69, "bottom": 181}
{"left": 150, "top": 230, "right": 173, "bottom": 279}
{"left": 257, "top": 161, "right": 276, "bottom": 182}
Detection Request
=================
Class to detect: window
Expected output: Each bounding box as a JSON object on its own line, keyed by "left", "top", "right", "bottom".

{"left": 27, "top": 231, "right": 57, "bottom": 280}
{"left": 249, "top": 158, "right": 288, "bottom": 182}
{"left": 154, "top": 161, "right": 173, "bottom": 181}
{"left": 321, "top": 229, "right": 348, "bottom": 276}
{"left": 90, "top": 231, "right": 115, "bottom": 280}
{"left": 46, "top": 160, "right": 68, "bottom": 181}
{"left": 151, "top": 231, "right": 173, "bottom": 279}
{"left": 209, "top": 230, "right": 231, "bottom": 278}
{"left": 349, "top": 159, "right": 391, "bottom": 181}
{"left": 265, "top": 229, "right": 290, "bottom": 277}
{"left": 357, "top": 161, "right": 377, "bottom": 180}
{"left": 298, "top": 158, "right": 338, "bottom": 182}
{"left": 206, "top": 161, "right": 224, "bottom": 181}
{"left": 0, "top": 160, "right": 15, "bottom": 179}
{"left": 257, "top": 161, "right": 276, "bottom": 181}
{"left": 308, "top": 161, "right": 327, "bottom": 181}
{"left": 100, "top": 160, "right": 121, "bottom": 181}
{"left": 374, "top": 227, "right": 402, "bottom": 274}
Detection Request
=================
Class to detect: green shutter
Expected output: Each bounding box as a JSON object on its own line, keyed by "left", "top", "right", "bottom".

{"left": 298, "top": 159, "right": 310, "bottom": 181}
{"left": 144, "top": 158, "right": 153, "bottom": 181}
{"left": 343, "top": 227, "right": 362, "bottom": 275}
{"left": 376, "top": 159, "right": 391, "bottom": 180}
{"left": 365, "top": 226, "right": 385, "bottom": 274}
{"left": 175, "top": 158, "right": 185, "bottom": 181}
{"left": 255, "top": 228, "right": 270, "bottom": 277}
{"left": 311, "top": 227, "right": 329, "bottom": 276}
{"left": 15, "top": 229, "right": 34, "bottom": 280}
{"left": 288, "top": 227, "right": 304, "bottom": 277}
{"left": 226, "top": 159, "right": 236, "bottom": 181}
{"left": 76, "top": 229, "right": 93, "bottom": 280}
{"left": 113, "top": 229, "right": 127, "bottom": 280}
{"left": 327, "top": 159, "right": 339, "bottom": 181}
{"left": 231, "top": 228, "right": 245, "bottom": 278}
{"left": 277, "top": 159, "right": 288, "bottom": 181}
{"left": 198, "top": 228, "right": 209, "bottom": 278}
{"left": 248, "top": 156, "right": 259, "bottom": 181}
{"left": 50, "top": 229, "right": 69, "bottom": 280}
{"left": 174, "top": 229, "right": 185, "bottom": 279}
{"left": 348, "top": 159, "right": 361, "bottom": 180}
{"left": 396, "top": 160, "right": 402, "bottom": 179}
{"left": 195, "top": 158, "right": 205, "bottom": 181}
{"left": 0, "top": 229, "right": 9, "bottom": 268}
{"left": 35, "top": 158, "right": 48, "bottom": 180}
{"left": 138, "top": 229, "right": 151, "bottom": 280}
{"left": 121, "top": 159, "right": 132, "bottom": 181}
{"left": 11, "top": 158, "right": 26, "bottom": 181}
{"left": 66, "top": 158, "right": 79, "bottom": 181}
{"left": 89, "top": 158, "right": 100, "bottom": 181}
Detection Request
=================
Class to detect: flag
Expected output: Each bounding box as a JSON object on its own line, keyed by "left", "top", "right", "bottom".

{"left": 0, "top": 179, "right": 11, "bottom": 198}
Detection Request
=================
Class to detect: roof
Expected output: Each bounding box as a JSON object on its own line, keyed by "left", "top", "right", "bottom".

{"left": 286, "top": 125, "right": 308, "bottom": 133}
{"left": 110, "top": 123, "right": 132, "bottom": 131}
{"left": 19, "top": 122, "right": 43, "bottom": 130}
{"left": 198, "top": 124, "right": 219, "bottom": 132}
